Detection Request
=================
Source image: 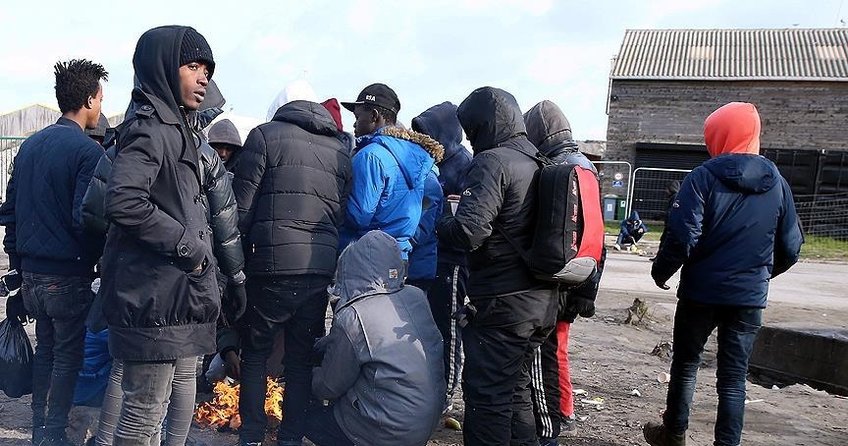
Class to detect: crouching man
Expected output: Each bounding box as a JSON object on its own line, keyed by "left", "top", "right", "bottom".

{"left": 307, "top": 230, "right": 446, "bottom": 446}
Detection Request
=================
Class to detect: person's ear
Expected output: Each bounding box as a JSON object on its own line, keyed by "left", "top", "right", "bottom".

{"left": 371, "top": 109, "right": 380, "bottom": 123}
{"left": 85, "top": 96, "right": 94, "bottom": 110}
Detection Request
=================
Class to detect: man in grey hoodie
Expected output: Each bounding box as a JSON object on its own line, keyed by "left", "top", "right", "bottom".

{"left": 308, "top": 230, "right": 446, "bottom": 446}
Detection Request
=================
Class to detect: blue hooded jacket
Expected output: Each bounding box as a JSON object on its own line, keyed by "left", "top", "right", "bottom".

{"left": 342, "top": 126, "right": 443, "bottom": 259}
{"left": 652, "top": 154, "right": 803, "bottom": 307}
{"left": 411, "top": 102, "right": 472, "bottom": 266}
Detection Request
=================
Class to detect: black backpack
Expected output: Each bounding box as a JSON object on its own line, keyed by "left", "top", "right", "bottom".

{"left": 498, "top": 152, "right": 604, "bottom": 285}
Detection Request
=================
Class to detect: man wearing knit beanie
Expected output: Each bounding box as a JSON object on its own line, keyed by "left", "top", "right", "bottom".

{"left": 98, "top": 26, "right": 228, "bottom": 446}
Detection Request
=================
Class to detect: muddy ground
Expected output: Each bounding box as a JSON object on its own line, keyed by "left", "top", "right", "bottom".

{"left": 1, "top": 250, "right": 847, "bottom": 445}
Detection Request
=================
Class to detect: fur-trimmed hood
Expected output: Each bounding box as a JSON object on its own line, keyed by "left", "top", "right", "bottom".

{"left": 381, "top": 125, "right": 444, "bottom": 162}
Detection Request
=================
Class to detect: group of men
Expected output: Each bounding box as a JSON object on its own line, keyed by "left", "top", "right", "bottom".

{"left": 0, "top": 24, "right": 805, "bottom": 446}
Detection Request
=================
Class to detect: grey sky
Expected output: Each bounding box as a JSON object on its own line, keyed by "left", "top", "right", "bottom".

{"left": 0, "top": 0, "right": 844, "bottom": 139}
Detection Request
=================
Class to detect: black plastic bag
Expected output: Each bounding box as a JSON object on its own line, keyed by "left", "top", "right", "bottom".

{"left": 0, "top": 317, "right": 34, "bottom": 397}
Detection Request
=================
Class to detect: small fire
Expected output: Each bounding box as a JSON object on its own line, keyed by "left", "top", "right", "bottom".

{"left": 195, "top": 379, "right": 285, "bottom": 430}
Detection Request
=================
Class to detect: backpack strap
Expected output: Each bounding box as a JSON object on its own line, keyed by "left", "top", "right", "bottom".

{"left": 493, "top": 222, "right": 531, "bottom": 265}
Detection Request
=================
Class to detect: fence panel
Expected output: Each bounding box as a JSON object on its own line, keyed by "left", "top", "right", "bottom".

{"left": 0, "top": 137, "right": 25, "bottom": 202}
{"left": 627, "top": 167, "right": 692, "bottom": 220}
{"left": 794, "top": 192, "right": 848, "bottom": 242}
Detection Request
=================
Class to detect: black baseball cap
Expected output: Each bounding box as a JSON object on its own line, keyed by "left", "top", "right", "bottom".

{"left": 341, "top": 83, "right": 401, "bottom": 114}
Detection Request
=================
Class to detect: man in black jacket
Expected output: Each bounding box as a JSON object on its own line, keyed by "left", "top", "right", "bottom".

{"left": 437, "top": 87, "right": 557, "bottom": 446}
{"left": 99, "top": 26, "right": 220, "bottom": 445}
{"left": 0, "top": 58, "right": 107, "bottom": 446}
{"left": 232, "top": 100, "right": 352, "bottom": 446}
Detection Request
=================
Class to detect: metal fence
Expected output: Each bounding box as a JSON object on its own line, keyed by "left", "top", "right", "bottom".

{"left": 794, "top": 192, "right": 848, "bottom": 242}
{"left": 0, "top": 137, "right": 25, "bottom": 202}
{"left": 593, "top": 161, "right": 632, "bottom": 220}
{"left": 626, "top": 167, "right": 692, "bottom": 220}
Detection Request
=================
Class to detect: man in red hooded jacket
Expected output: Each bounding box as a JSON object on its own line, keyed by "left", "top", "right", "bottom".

{"left": 643, "top": 102, "right": 803, "bottom": 446}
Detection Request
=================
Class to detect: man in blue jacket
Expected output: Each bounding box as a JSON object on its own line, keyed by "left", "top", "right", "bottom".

{"left": 0, "top": 59, "right": 108, "bottom": 446}
{"left": 644, "top": 102, "right": 803, "bottom": 446}
{"left": 340, "top": 84, "right": 443, "bottom": 262}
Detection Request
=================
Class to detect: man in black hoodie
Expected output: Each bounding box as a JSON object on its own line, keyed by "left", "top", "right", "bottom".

{"left": 0, "top": 58, "right": 107, "bottom": 446}
{"left": 437, "top": 87, "right": 557, "bottom": 446}
{"left": 99, "top": 26, "right": 219, "bottom": 445}
{"left": 232, "top": 99, "right": 351, "bottom": 446}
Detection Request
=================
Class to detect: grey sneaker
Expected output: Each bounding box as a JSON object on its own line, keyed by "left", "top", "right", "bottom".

{"left": 562, "top": 414, "right": 577, "bottom": 432}
{"left": 642, "top": 421, "right": 686, "bottom": 446}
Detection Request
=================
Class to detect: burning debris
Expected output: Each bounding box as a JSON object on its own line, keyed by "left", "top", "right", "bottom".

{"left": 195, "top": 379, "right": 285, "bottom": 430}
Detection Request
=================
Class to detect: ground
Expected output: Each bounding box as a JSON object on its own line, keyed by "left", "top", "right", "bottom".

{"left": 1, "top": 247, "right": 847, "bottom": 445}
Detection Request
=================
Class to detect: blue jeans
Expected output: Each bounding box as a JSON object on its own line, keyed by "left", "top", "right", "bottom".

{"left": 238, "top": 275, "right": 330, "bottom": 444}
{"left": 663, "top": 299, "right": 762, "bottom": 446}
{"left": 22, "top": 272, "right": 93, "bottom": 440}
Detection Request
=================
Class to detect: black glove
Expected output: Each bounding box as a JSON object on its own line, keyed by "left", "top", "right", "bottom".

{"left": 6, "top": 293, "right": 29, "bottom": 324}
{"left": 223, "top": 274, "right": 247, "bottom": 325}
{"left": 565, "top": 295, "right": 596, "bottom": 320}
{"left": 1, "top": 269, "right": 22, "bottom": 296}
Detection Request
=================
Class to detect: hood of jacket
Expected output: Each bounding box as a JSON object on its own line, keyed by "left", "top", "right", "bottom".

{"left": 367, "top": 125, "right": 444, "bottom": 190}
{"left": 321, "top": 98, "right": 344, "bottom": 132}
{"left": 411, "top": 102, "right": 465, "bottom": 159}
{"left": 629, "top": 211, "right": 641, "bottom": 222}
{"left": 704, "top": 154, "right": 777, "bottom": 194}
{"left": 704, "top": 102, "right": 761, "bottom": 158}
{"left": 266, "top": 79, "right": 317, "bottom": 121}
{"left": 207, "top": 118, "right": 242, "bottom": 148}
{"left": 457, "top": 87, "right": 526, "bottom": 153}
{"left": 272, "top": 100, "right": 339, "bottom": 137}
{"left": 523, "top": 100, "right": 574, "bottom": 155}
{"left": 334, "top": 231, "right": 406, "bottom": 307}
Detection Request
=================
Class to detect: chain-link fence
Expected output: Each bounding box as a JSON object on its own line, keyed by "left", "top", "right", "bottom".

{"left": 627, "top": 167, "right": 692, "bottom": 220}
{"left": 0, "top": 137, "right": 25, "bottom": 202}
{"left": 795, "top": 192, "right": 848, "bottom": 242}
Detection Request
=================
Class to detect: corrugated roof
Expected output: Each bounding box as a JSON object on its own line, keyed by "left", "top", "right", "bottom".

{"left": 611, "top": 28, "right": 848, "bottom": 81}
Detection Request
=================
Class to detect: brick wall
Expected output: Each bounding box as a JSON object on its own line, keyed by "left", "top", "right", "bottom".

{"left": 605, "top": 80, "right": 848, "bottom": 165}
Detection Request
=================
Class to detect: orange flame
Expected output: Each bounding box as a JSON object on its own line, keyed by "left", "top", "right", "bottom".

{"left": 195, "top": 379, "right": 284, "bottom": 429}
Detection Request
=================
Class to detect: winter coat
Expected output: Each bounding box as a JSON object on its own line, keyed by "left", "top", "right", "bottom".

{"left": 652, "top": 102, "right": 803, "bottom": 308}
{"left": 437, "top": 87, "right": 553, "bottom": 298}
{"left": 82, "top": 142, "right": 245, "bottom": 278}
{"left": 0, "top": 117, "right": 104, "bottom": 276}
{"left": 342, "top": 126, "right": 444, "bottom": 259}
{"left": 407, "top": 167, "right": 443, "bottom": 281}
{"left": 100, "top": 26, "right": 220, "bottom": 361}
{"left": 620, "top": 211, "right": 648, "bottom": 239}
{"left": 73, "top": 329, "right": 111, "bottom": 407}
{"left": 411, "top": 102, "right": 472, "bottom": 267}
{"left": 312, "top": 231, "right": 445, "bottom": 446}
{"left": 233, "top": 100, "right": 352, "bottom": 277}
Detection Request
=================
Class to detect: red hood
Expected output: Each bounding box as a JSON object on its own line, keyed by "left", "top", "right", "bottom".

{"left": 704, "top": 102, "right": 761, "bottom": 158}
{"left": 321, "top": 98, "right": 344, "bottom": 132}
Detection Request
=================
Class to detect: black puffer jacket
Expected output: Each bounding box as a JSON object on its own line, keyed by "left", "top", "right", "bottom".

{"left": 233, "top": 100, "right": 352, "bottom": 277}
{"left": 83, "top": 141, "right": 244, "bottom": 278}
{"left": 437, "top": 87, "right": 553, "bottom": 298}
{"left": 101, "top": 26, "right": 220, "bottom": 361}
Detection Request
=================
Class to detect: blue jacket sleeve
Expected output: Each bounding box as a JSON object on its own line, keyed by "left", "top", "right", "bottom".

{"left": 772, "top": 179, "right": 803, "bottom": 277}
{"left": 346, "top": 147, "right": 386, "bottom": 233}
{"left": 652, "top": 171, "right": 706, "bottom": 284}
{"left": 412, "top": 171, "right": 443, "bottom": 247}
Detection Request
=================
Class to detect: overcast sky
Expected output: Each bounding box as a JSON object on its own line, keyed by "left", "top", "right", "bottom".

{"left": 0, "top": 0, "right": 845, "bottom": 139}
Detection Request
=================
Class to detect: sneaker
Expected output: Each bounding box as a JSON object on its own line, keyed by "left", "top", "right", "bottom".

{"left": 562, "top": 414, "right": 577, "bottom": 432}
{"left": 539, "top": 437, "right": 559, "bottom": 446}
{"left": 32, "top": 426, "right": 45, "bottom": 445}
{"left": 240, "top": 442, "right": 262, "bottom": 446}
{"left": 613, "top": 243, "right": 621, "bottom": 251}
{"left": 642, "top": 421, "right": 686, "bottom": 446}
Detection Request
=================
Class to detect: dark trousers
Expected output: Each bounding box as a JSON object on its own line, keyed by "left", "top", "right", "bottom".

{"left": 22, "top": 272, "right": 93, "bottom": 440}
{"left": 304, "top": 405, "right": 354, "bottom": 446}
{"left": 462, "top": 288, "right": 557, "bottom": 446}
{"left": 426, "top": 262, "right": 468, "bottom": 406}
{"left": 238, "top": 274, "right": 330, "bottom": 444}
{"left": 531, "top": 321, "right": 572, "bottom": 440}
{"left": 663, "top": 299, "right": 762, "bottom": 446}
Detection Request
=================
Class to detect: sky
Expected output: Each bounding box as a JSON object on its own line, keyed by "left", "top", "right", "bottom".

{"left": 0, "top": 0, "right": 845, "bottom": 140}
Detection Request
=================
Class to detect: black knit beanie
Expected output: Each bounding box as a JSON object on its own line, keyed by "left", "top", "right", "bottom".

{"left": 180, "top": 28, "right": 215, "bottom": 78}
